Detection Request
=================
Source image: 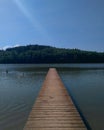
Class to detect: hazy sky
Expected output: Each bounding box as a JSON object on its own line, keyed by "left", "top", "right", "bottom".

{"left": 0, "top": 0, "right": 104, "bottom": 51}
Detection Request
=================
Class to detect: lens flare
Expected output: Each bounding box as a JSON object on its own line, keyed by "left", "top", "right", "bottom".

{"left": 13, "top": 0, "right": 52, "bottom": 41}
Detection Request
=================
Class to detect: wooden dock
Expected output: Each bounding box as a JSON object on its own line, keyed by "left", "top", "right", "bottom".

{"left": 24, "top": 68, "right": 88, "bottom": 130}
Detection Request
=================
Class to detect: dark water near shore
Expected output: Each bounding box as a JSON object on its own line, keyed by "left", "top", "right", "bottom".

{"left": 0, "top": 64, "right": 104, "bottom": 130}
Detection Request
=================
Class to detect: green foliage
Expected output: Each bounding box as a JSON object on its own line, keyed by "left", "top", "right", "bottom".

{"left": 0, "top": 45, "right": 104, "bottom": 63}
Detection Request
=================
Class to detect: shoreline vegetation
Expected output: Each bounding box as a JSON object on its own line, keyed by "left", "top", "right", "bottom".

{"left": 0, "top": 44, "right": 104, "bottom": 63}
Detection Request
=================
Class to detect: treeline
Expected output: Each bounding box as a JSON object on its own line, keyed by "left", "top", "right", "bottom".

{"left": 0, "top": 45, "right": 104, "bottom": 63}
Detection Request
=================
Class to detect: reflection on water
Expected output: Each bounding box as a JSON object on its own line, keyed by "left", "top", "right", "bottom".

{"left": 0, "top": 64, "right": 104, "bottom": 130}
{"left": 0, "top": 68, "right": 46, "bottom": 130}
{"left": 59, "top": 69, "right": 104, "bottom": 130}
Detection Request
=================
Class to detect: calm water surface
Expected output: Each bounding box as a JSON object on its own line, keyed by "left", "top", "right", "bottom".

{"left": 0, "top": 64, "right": 104, "bottom": 130}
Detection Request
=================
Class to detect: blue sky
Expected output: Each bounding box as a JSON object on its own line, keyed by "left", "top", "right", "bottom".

{"left": 0, "top": 0, "right": 104, "bottom": 52}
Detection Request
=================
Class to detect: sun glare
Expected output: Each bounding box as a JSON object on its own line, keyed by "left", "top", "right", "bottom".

{"left": 13, "top": 0, "right": 52, "bottom": 42}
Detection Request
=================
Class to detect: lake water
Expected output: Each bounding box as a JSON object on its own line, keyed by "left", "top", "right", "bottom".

{"left": 0, "top": 64, "right": 104, "bottom": 130}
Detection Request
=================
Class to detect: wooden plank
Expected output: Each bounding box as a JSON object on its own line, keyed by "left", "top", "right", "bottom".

{"left": 24, "top": 68, "right": 87, "bottom": 130}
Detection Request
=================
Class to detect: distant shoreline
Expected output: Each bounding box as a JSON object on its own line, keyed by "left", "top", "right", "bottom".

{"left": 0, "top": 45, "right": 104, "bottom": 63}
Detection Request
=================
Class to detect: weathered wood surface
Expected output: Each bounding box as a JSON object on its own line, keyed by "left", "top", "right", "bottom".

{"left": 24, "top": 68, "right": 87, "bottom": 130}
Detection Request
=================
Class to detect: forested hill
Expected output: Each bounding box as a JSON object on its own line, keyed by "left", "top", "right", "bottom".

{"left": 0, "top": 45, "right": 104, "bottom": 63}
